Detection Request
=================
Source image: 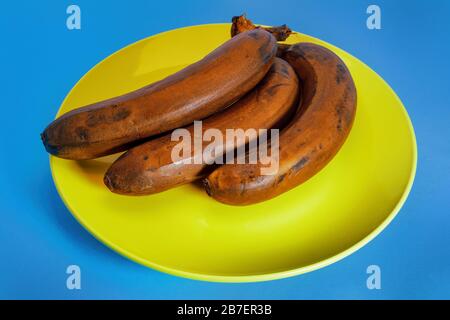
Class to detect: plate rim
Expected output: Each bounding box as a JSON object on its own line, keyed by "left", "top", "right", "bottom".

{"left": 49, "top": 23, "right": 418, "bottom": 283}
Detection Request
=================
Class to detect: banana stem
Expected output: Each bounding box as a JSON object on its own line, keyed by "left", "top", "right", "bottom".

{"left": 231, "top": 14, "right": 293, "bottom": 41}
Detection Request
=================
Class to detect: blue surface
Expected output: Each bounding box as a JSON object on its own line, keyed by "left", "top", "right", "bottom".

{"left": 1, "top": 0, "right": 449, "bottom": 299}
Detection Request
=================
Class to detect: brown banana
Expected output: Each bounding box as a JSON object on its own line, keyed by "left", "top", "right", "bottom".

{"left": 41, "top": 29, "right": 277, "bottom": 160}
{"left": 104, "top": 58, "right": 299, "bottom": 195}
{"left": 203, "top": 43, "right": 357, "bottom": 205}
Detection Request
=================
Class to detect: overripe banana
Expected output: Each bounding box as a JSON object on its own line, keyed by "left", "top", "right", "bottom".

{"left": 41, "top": 29, "right": 277, "bottom": 160}
{"left": 203, "top": 43, "right": 357, "bottom": 205}
{"left": 104, "top": 58, "right": 299, "bottom": 195}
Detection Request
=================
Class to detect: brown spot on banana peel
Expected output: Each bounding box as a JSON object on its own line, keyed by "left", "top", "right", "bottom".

{"left": 336, "top": 63, "right": 347, "bottom": 84}
{"left": 204, "top": 43, "right": 357, "bottom": 206}
{"left": 41, "top": 29, "right": 278, "bottom": 160}
{"left": 278, "top": 62, "right": 291, "bottom": 78}
{"left": 247, "top": 30, "right": 261, "bottom": 40}
{"left": 335, "top": 103, "right": 345, "bottom": 132}
{"left": 292, "top": 156, "right": 310, "bottom": 172}
{"left": 75, "top": 127, "right": 89, "bottom": 141}
{"left": 104, "top": 59, "right": 299, "bottom": 195}
{"left": 266, "top": 83, "right": 289, "bottom": 97}
{"left": 85, "top": 106, "right": 130, "bottom": 127}
{"left": 111, "top": 108, "right": 131, "bottom": 121}
{"left": 258, "top": 39, "right": 278, "bottom": 64}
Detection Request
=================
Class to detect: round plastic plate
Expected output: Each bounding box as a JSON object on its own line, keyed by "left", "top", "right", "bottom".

{"left": 50, "top": 24, "right": 417, "bottom": 282}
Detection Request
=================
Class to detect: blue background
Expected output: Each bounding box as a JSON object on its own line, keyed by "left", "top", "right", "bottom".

{"left": 1, "top": 0, "right": 449, "bottom": 299}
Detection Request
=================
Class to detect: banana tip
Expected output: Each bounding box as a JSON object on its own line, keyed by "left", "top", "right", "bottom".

{"left": 41, "top": 129, "right": 62, "bottom": 156}
{"left": 202, "top": 178, "right": 213, "bottom": 197}
{"left": 103, "top": 173, "right": 116, "bottom": 192}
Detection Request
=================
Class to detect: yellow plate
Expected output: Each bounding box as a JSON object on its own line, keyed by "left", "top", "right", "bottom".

{"left": 50, "top": 24, "right": 417, "bottom": 282}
